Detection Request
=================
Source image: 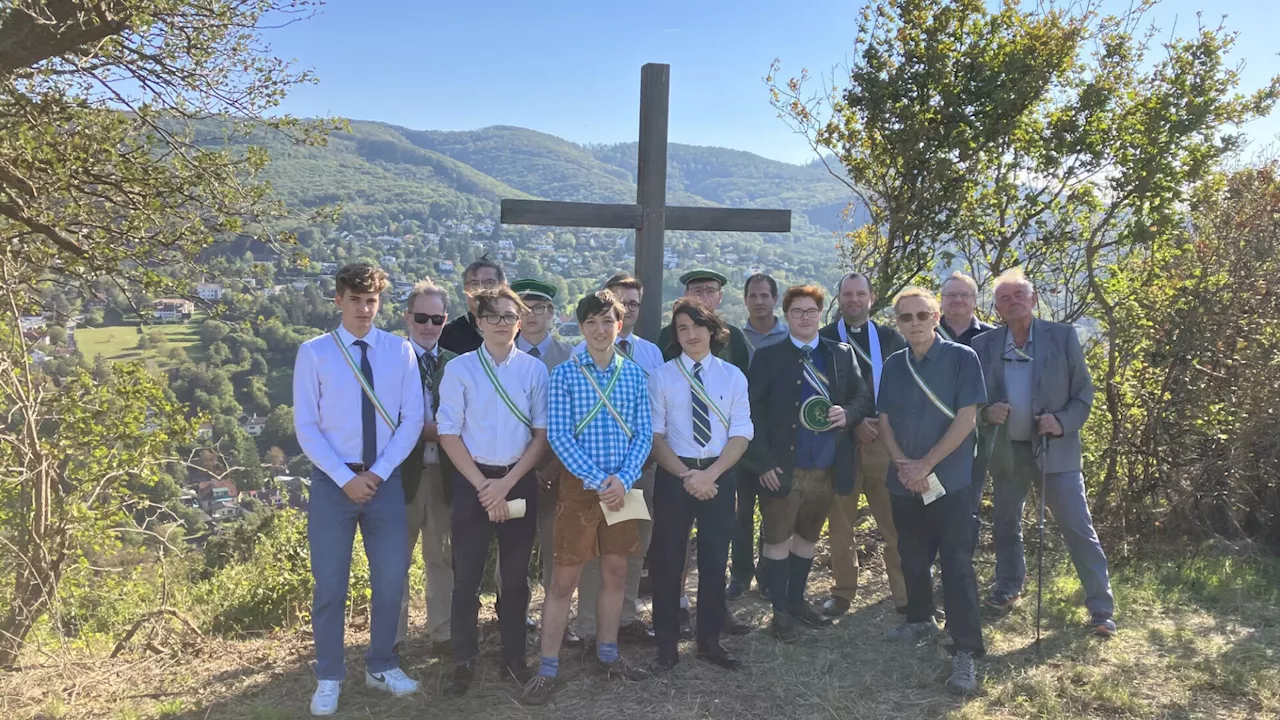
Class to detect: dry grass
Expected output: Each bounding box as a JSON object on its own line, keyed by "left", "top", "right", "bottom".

{"left": 3, "top": 545, "right": 1278, "bottom": 720}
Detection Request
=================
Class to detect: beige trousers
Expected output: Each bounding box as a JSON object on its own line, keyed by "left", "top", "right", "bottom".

{"left": 826, "top": 440, "right": 907, "bottom": 605}
{"left": 398, "top": 463, "right": 453, "bottom": 643}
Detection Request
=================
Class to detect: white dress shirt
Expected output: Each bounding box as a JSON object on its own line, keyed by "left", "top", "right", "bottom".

{"left": 436, "top": 344, "right": 549, "bottom": 466}
{"left": 650, "top": 352, "right": 754, "bottom": 459}
{"left": 573, "top": 332, "right": 665, "bottom": 375}
{"left": 293, "top": 325, "right": 425, "bottom": 487}
{"left": 410, "top": 339, "right": 442, "bottom": 465}
{"left": 516, "top": 332, "right": 553, "bottom": 357}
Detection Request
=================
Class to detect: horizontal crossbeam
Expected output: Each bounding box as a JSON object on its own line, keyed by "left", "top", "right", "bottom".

{"left": 501, "top": 200, "right": 791, "bottom": 234}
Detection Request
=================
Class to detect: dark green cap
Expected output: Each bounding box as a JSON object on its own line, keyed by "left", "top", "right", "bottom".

{"left": 679, "top": 269, "right": 728, "bottom": 287}
{"left": 511, "top": 278, "right": 557, "bottom": 301}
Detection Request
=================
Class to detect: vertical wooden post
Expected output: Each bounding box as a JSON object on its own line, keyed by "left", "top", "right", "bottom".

{"left": 634, "top": 63, "right": 669, "bottom": 342}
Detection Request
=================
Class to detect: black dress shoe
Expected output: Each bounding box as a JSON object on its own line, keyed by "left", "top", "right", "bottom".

{"left": 726, "top": 579, "right": 745, "bottom": 601}
{"left": 448, "top": 662, "right": 475, "bottom": 697}
{"left": 653, "top": 653, "right": 679, "bottom": 672}
{"left": 759, "top": 584, "right": 772, "bottom": 601}
{"left": 791, "top": 604, "right": 834, "bottom": 628}
{"left": 677, "top": 608, "right": 695, "bottom": 640}
{"left": 618, "top": 619, "right": 655, "bottom": 644}
{"left": 822, "top": 596, "right": 852, "bottom": 617}
{"left": 722, "top": 614, "right": 752, "bottom": 636}
{"left": 696, "top": 642, "right": 741, "bottom": 670}
{"left": 503, "top": 662, "right": 535, "bottom": 685}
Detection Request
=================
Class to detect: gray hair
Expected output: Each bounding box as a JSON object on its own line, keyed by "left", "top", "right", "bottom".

{"left": 407, "top": 279, "right": 450, "bottom": 313}
{"left": 942, "top": 271, "right": 979, "bottom": 295}
{"left": 992, "top": 267, "right": 1034, "bottom": 295}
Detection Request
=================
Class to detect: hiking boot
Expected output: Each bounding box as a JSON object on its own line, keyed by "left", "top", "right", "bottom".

{"left": 1090, "top": 612, "right": 1117, "bottom": 638}
{"left": 947, "top": 651, "right": 978, "bottom": 695}
{"left": 984, "top": 589, "right": 1020, "bottom": 611}
{"left": 770, "top": 612, "right": 801, "bottom": 643}
{"left": 886, "top": 619, "right": 939, "bottom": 644}
{"left": 791, "top": 603, "right": 834, "bottom": 628}
{"left": 519, "top": 675, "right": 557, "bottom": 706}
{"left": 595, "top": 655, "right": 652, "bottom": 681}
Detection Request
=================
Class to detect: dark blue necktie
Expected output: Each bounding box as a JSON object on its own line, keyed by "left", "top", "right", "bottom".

{"left": 692, "top": 361, "right": 711, "bottom": 447}
{"left": 354, "top": 339, "right": 376, "bottom": 467}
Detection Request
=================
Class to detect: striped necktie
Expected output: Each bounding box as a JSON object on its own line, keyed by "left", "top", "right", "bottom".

{"left": 618, "top": 338, "right": 632, "bottom": 359}
{"left": 692, "top": 361, "right": 711, "bottom": 447}
{"left": 354, "top": 339, "right": 376, "bottom": 467}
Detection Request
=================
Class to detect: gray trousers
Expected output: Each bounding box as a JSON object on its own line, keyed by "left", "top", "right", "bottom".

{"left": 991, "top": 441, "right": 1114, "bottom": 615}
{"left": 398, "top": 463, "right": 453, "bottom": 644}
{"left": 574, "top": 465, "right": 656, "bottom": 635}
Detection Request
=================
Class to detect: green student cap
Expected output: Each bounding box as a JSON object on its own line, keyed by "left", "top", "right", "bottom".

{"left": 510, "top": 279, "right": 557, "bottom": 301}
{"left": 679, "top": 269, "right": 728, "bottom": 287}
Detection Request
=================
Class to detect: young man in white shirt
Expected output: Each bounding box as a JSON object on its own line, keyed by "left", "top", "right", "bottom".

{"left": 396, "top": 279, "right": 457, "bottom": 659}
{"left": 571, "top": 273, "right": 664, "bottom": 644}
{"left": 437, "top": 286, "right": 550, "bottom": 697}
{"left": 649, "top": 299, "right": 754, "bottom": 671}
{"left": 293, "top": 263, "right": 425, "bottom": 716}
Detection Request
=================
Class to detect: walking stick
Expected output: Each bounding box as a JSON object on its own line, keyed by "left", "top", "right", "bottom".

{"left": 1035, "top": 431, "right": 1048, "bottom": 661}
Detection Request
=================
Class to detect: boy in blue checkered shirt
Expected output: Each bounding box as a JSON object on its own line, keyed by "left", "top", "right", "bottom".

{"left": 521, "top": 290, "right": 654, "bottom": 706}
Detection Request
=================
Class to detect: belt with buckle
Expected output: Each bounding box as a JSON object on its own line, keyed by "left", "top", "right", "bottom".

{"left": 679, "top": 456, "right": 719, "bottom": 470}
{"left": 346, "top": 463, "right": 368, "bottom": 473}
{"left": 474, "top": 462, "right": 518, "bottom": 478}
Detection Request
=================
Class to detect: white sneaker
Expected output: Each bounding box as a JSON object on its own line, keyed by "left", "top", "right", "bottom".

{"left": 310, "top": 680, "right": 341, "bottom": 716}
{"left": 366, "top": 667, "right": 420, "bottom": 697}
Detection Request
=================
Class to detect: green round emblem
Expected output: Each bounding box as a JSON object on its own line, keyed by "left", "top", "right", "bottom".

{"left": 800, "top": 396, "right": 834, "bottom": 432}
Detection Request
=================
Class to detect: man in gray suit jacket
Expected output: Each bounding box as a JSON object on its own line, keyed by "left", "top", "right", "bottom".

{"left": 971, "top": 268, "right": 1116, "bottom": 637}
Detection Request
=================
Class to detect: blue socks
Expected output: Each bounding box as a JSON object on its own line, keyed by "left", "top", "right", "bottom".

{"left": 538, "top": 655, "right": 559, "bottom": 678}
{"left": 597, "top": 641, "right": 619, "bottom": 664}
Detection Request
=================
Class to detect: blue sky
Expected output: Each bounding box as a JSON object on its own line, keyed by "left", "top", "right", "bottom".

{"left": 269, "top": 0, "right": 1280, "bottom": 164}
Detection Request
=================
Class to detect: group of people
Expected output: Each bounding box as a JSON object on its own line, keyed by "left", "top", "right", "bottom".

{"left": 292, "top": 255, "right": 1117, "bottom": 715}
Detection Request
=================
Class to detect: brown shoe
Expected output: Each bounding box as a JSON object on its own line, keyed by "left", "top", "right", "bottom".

{"left": 520, "top": 675, "right": 557, "bottom": 706}
{"left": 595, "top": 655, "right": 653, "bottom": 681}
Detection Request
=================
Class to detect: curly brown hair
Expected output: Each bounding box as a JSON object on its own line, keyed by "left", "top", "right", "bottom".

{"left": 666, "top": 298, "right": 729, "bottom": 357}
{"left": 335, "top": 262, "right": 390, "bottom": 296}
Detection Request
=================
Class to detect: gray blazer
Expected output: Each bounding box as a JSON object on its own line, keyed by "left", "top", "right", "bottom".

{"left": 539, "top": 337, "right": 575, "bottom": 370}
{"left": 971, "top": 319, "right": 1093, "bottom": 475}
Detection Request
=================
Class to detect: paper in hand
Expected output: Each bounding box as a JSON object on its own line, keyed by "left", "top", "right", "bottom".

{"left": 600, "top": 488, "right": 649, "bottom": 525}
{"left": 922, "top": 473, "right": 947, "bottom": 505}
{"left": 506, "top": 498, "right": 527, "bottom": 519}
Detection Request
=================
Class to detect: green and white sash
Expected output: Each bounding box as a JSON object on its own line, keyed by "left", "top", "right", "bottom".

{"left": 575, "top": 354, "right": 633, "bottom": 439}
{"left": 330, "top": 331, "right": 396, "bottom": 429}
{"left": 477, "top": 348, "right": 532, "bottom": 429}
{"left": 801, "top": 353, "right": 832, "bottom": 401}
{"left": 676, "top": 357, "right": 731, "bottom": 431}
{"left": 905, "top": 354, "right": 955, "bottom": 419}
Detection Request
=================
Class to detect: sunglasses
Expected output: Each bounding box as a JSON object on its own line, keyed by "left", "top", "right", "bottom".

{"left": 412, "top": 313, "right": 446, "bottom": 326}
{"left": 896, "top": 311, "right": 935, "bottom": 323}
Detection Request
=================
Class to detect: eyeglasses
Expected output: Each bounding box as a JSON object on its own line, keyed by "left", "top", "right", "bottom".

{"left": 412, "top": 313, "right": 446, "bottom": 326}
{"left": 621, "top": 301, "right": 641, "bottom": 312}
{"left": 896, "top": 311, "right": 935, "bottom": 323}
{"left": 481, "top": 313, "right": 520, "bottom": 326}
{"left": 464, "top": 279, "right": 500, "bottom": 292}
{"left": 523, "top": 304, "right": 553, "bottom": 315}
{"left": 1002, "top": 346, "right": 1032, "bottom": 362}
{"left": 942, "top": 292, "right": 976, "bottom": 300}
{"left": 787, "top": 308, "right": 821, "bottom": 319}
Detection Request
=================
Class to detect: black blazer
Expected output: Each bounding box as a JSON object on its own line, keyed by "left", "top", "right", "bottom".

{"left": 819, "top": 319, "right": 906, "bottom": 397}
{"left": 743, "top": 337, "right": 874, "bottom": 497}
{"left": 400, "top": 348, "right": 458, "bottom": 504}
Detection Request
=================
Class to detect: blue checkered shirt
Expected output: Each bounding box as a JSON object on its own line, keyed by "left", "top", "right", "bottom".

{"left": 548, "top": 350, "right": 653, "bottom": 491}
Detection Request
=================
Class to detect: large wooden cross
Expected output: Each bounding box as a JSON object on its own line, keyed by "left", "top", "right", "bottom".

{"left": 500, "top": 63, "right": 791, "bottom": 340}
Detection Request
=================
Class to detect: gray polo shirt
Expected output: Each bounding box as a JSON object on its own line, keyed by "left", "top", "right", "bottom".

{"left": 742, "top": 317, "right": 789, "bottom": 364}
{"left": 1003, "top": 329, "right": 1036, "bottom": 441}
{"left": 877, "top": 339, "right": 987, "bottom": 495}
